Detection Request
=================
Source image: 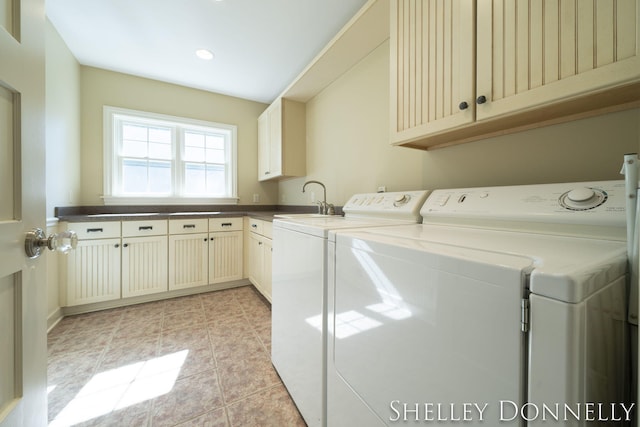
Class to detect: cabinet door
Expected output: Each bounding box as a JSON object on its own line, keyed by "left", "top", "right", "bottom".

{"left": 247, "top": 232, "right": 264, "bottom": 286}
{"left": 258, "top": 111, "right": 271, "bottom": 180}
{"left": 390, "top": 0, "right": 475, "bottom": 144}
{"left": 476, "top": 0, "right": 640, "bottom": 121}
{"left": 209, "top": 231, "right": 243, "bottom": 284}
{"left": 65, "top": 238, "right": 121, "bottom": 306}
{"left": 268, "top": 98, "right": 283, "bottom": 177}
{"left": 169, "top": 233, "right": 209, "bottom": 290}
{"left": 262, "top": 238, "right": 273, "bottom": 302}
{"left": 121, "top": 235, "right": 168, "bottom": 298}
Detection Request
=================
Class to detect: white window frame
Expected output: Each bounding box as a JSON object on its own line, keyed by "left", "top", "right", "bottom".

{"left": 103, "top": 106, "right": 238, "bottom": 205}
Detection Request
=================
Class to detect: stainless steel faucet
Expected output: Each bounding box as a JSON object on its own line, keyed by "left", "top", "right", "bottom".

{"left": 302, "top": 180, "right": 334, "bottom": 215}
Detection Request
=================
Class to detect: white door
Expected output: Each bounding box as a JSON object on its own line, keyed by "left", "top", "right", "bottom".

{"left": 0, "top": 0, "right": 47, "bottom": 425}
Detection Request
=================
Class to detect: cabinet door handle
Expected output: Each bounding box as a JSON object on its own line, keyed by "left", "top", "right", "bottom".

{"left": 251, "top": 224, "right": 258, "bottom": 228}
{"left": 458, "top": 101, "right": 469, "bottom": 110}
{"left": 87, "top": 228, "right": 103, "bottom": 233}
{"left": 183, "top": 224, "right": 196, "bottom": 229}
{"left": 265, "top": 171, "right": 270, "bottom": 175}
{"left": 258, "top": 241, "right": 263, "bottom": 246}
{"left": 123, "top": 243, "right": 129, "bottom": 248}
{"left": 139, "top": 226, "right": 153, "bottom": 231}
{"left": 204, "top": 238, "right": 208, "bottom": 241}
{"left": 114, "top": 243, "right": 120, "bottom": 248}
{"left": 476, "top": 95, "right": 487, "bottom": 105}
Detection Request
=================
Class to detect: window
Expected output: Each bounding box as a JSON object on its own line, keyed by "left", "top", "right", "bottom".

{"left": 103, "top": 106, "right": 237, "bottom": 205}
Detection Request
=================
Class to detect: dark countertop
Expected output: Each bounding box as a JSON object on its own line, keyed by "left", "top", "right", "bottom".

{"left": 55, "top": 205, "right": 326, "bottom": 223}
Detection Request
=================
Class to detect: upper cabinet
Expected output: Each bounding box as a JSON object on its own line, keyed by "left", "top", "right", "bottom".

{"left": 258, "top": 98, "right": 306, "bottom": 181}
{"left": 391, "top": 0, "right": 640, "bottom": 150}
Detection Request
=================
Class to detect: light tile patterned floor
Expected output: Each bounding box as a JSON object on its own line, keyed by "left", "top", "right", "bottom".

{"left": 47, "top": 286, "right": 307, "bottom": 427}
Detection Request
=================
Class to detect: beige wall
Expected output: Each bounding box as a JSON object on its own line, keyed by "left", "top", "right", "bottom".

{"left": 422, "top": 108, "right": 640, "bottom": 189}
{"left": 279, "top": 40, "right": 423, "bottom": 206}
{"left": 46, "top": 19, "right": 81, "bottom": 218}
{"left": 45, "top": 20, "right": 82, "bottom": 327}
{"left": 79, "top": 67, "right": 276, "bottom": 206}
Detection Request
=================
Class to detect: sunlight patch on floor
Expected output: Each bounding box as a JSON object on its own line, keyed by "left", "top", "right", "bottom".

{"left": 48, "top": 350, "right": 188, "bottom": 426}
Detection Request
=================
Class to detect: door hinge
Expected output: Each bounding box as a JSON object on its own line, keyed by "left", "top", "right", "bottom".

{"left": 521, "top": 298, "right": 530, "bottom": 333}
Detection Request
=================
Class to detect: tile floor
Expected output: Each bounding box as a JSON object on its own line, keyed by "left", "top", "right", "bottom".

{"left": 47, "top": 285, "right": 307, "bottom": 427}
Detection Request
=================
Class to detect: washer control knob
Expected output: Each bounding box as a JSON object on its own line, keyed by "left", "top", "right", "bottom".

{"left": 393, "top": 194, "right": 410, "bottom": 207}
{"left": 559, "top": 187, "right": 607, "bottom": 210}
{"left": 567, "top": 187, "right": 595, "bottom": 202}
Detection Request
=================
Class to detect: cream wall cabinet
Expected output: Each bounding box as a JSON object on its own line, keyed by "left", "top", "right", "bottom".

{"left": 244, "top": 217, "right": 273, "bottom": 301}
{"left": 258, "top": 97, "right": 306, "bottom": 181}
{"left": 62, "top": 221, "right": 121, "bottom": 306}
{"left": 391, "top": 0, "right": 640, "bottom": 149}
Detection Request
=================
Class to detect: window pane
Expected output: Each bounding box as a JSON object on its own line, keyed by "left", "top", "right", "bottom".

{"left": 149, "top": 142, "right": 172, "bottom": 160}
{"left": 122, "top": 140, "right": 148, "bottom": 157}
{"left": 184, "top": 132, "right": 205, "bottom": 162}
{"left": 122, "top": 159, "right": 149, "bottom": 193}
{"left": 149, "top": 127, "right": 171, "bottom": 143}
{"left": 148, "top": 161, "right": 171, "bottom": 194}
{"left": 207, "top": 165, "right": 226, "bottom": 195}
{"left": 122, "top": 124, "right": 148, "bottom": 141}
{"left": 205, "top": 148, "right": 225, "bottom": 163}
{"left": 184, "top": 163, "right": 206, "bottom": 195}
{"left": 122, "top": 159, "right": 171, "bottom": 194}
{"left": 206, "top": 134, "right": 225, "bottom": 150}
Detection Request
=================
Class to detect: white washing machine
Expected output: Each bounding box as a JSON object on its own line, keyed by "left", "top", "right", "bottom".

{"left": 326, "top": 181, "right": 630, "bottom": 426}
{"left": 271, "top": 190, "right": 430, "bottom": 427}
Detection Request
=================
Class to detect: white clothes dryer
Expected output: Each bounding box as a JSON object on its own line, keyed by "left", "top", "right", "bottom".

{"left": 271, "top": 190, "right": 430, "bottom": 427}
{"left": 326, "top": 181, "right": 630, "bottom": 426}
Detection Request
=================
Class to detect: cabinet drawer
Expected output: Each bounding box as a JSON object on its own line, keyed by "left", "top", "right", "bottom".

{"left": 70, "top": 221, "right": 121, "bottom": 240}
{"left": 122, "top": 220, "right": 168, "bottom": 237}
{"left": 209, "top": 217, "right": 243, "bottom": 232}
{"left": 169, "top": 218, "right": 208, "bottom": 234}
{"left": 247, "top": 218, "right": 263, "bottom": 235}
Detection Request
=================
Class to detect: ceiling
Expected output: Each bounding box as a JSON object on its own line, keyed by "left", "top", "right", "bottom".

{"left": 46, "top": 0, "right": 369, "bottom": 104}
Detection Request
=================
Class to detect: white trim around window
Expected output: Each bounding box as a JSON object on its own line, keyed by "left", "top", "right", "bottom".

{"left": 103, "top": 106, "right": 238, "bottom": 205}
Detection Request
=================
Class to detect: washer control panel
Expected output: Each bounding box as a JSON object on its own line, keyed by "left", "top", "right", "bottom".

{"left": 422, "top": 181, "right": 625, "bottom": 228}
{"left": 343, "top": 190, "right": 430, "bottom": 219}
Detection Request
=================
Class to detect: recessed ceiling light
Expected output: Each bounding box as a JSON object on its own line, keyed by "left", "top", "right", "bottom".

{"left": 195, "top": 49, "right": 214, "bottom": 60}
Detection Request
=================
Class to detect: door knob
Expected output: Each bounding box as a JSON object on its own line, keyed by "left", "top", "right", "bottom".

{"left": 25, "top": 228, "right": 78, "bottom": 259}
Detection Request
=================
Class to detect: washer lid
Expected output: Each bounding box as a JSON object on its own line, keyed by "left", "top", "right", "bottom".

{"left": 335, "top": 224, "right": 627, "bottom": 303}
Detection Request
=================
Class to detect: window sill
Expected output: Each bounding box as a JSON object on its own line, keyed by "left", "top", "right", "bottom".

{"left": 102, "top": 196, "right": 239, "bottom": 206}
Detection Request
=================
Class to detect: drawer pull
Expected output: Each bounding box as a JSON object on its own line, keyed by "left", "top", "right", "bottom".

{"left": 251, "top": 224, "right": 258, "bottom": 228}
{"left": 87, "top": 228, "right": 103, "bottom": 233}
{"left": 139, "top": 226, "right": 153, "bottom": 231}
{"left": 183, "top": 224, "right": 196, "bottom": 229}
{"left": 221, "top": 222, "right": 233, "bottom": 227}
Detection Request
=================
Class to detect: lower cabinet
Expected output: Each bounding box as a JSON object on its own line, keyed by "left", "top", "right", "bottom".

{"left": 168, "top": 232, "right": 209, "bottom": 290}
{"left": 121, "top": 235, "right": 168, "bottom": 298}
{"left": 168, "top": 217, "right": 243, "bottom": 291}
{"left": 65, "top": 237, "right": 122, "bottom": 306}
{"left": 61, "top": 215, "right": 253, "bottom": 309}
{"left": 245, "top": 217, "right": 272, "bottom": 302}
{"left": 209, "top": 230, "right": 243, "bottom": 284}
